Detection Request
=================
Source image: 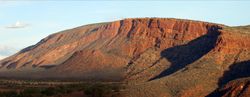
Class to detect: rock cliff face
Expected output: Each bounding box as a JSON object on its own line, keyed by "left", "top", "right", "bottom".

{"left": 0, "top": 18, "right": 250, "bottom": 97}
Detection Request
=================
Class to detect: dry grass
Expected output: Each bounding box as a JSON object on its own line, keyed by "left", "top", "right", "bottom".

{"left": 224, "top": 25, "right": 250, "bottom": 34}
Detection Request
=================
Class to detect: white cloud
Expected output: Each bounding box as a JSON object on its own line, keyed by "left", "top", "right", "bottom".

{"left": 5, "top": 21, "right": 29, "bottom": 29}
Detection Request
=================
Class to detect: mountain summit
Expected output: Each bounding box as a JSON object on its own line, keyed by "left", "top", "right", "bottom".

{"left": 1, "top": 18, "right": 250, "bottom": 97}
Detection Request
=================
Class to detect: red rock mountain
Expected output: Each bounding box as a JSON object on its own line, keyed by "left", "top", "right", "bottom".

{"left": 0, "top": 18, "right": 250, "bottom": 97}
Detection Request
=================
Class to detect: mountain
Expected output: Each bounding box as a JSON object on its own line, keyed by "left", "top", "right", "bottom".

{"left": 0, "top": 18, "right": 250, "bottom": 97}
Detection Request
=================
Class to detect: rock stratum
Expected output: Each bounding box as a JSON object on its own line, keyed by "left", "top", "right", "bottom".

{"left": 1, "top": 18, "right": 250, "bottom": 97}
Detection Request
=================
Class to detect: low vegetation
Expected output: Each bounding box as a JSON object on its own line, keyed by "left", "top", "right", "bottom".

{"left": 225, "top": 25, "right": 250, "bottom": 33}
{"left": 0, "top": 80, "right": 123, "bottom": 97}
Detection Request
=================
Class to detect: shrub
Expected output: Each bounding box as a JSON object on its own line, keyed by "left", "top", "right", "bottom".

{"left": 0, "top": 91, "right": 18, "bottom": 97}
{"left": 41, "top": 87, "right": 57, "bottom": 96}
{"left": 84, "top": 83, "right": 119, "bottom": 97}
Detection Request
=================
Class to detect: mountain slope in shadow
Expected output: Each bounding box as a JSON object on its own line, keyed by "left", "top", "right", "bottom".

{"left": 219, "top": 60, "right": 250, "bottom": 86}
{"left": 207, "top": 60, "right": 250, "bottom": 97}
{"left": 150, "top": 27, "right": 221, "bottom": 80}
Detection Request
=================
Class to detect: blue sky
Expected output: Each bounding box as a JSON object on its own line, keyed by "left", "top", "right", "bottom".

{"left": 0, "top": 1, "right": 250, "bottom": 57}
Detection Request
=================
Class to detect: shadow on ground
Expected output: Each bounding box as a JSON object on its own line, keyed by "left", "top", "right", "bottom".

{"left": 149, "top": 26, "right": 221, "bottom": 81}
{"left": 218, "top": 60, "right": 250, "bottom": 86}
{"left": 207, "top": 60, "right": 250, "bottom": 97}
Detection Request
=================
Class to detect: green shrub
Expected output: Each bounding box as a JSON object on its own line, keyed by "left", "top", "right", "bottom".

{"left": 84, "top": 83, "right": 118, "bottom": 97}
{"left": 19, "top": 88, "right": 44, "bottom": 97}
{"left": 0, "top": 91, "right": 18, "bottom": 97}
{"left": 41, "top": 87, "right": 57, "bottom": 96}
